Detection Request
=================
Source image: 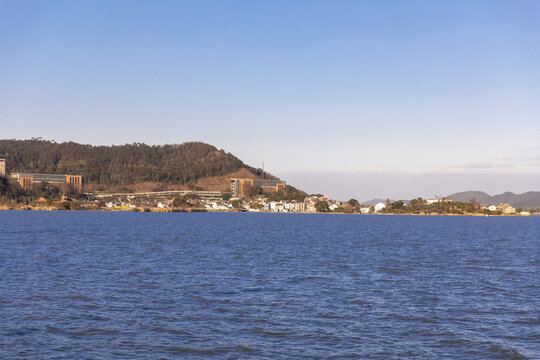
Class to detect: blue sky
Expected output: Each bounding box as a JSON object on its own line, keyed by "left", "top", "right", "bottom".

{"left": 1, "top": 1, "right": 539, "bottom": 200}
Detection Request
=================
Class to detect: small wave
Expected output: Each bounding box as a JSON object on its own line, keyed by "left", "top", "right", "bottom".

{"left": 45, "top": 326, "right": 65, "bottom": 335}
{"left": 76, "top": 303, "right": 99, "bottom": 310}
{"left": 319, "top": 312, "right": 346, "bottom": 319}
{"left": 5, "top": 327, "right": 40, "bottom": 336}
{"left": 252, "top": 327, "right": 289, "bottom": 337}
{"left": 71, "top": 328, "right": 122, "bottom": 336}
{"left": 166, "top": 345, "right": 256, "bottom": 355}
{"left": 115, "top": 288, "right": 141, "bottom": 294}
{"left": 242, "top": 287, "right": 263, "bottom": 292}
{"left": 378, "top": 267, "right": 404, "bottom": 275}
{"left": 402, "top": 328, "right": 454, "bottom": 337}
{"left": 398, "top": 315, "right": 442, "bottom": 323}
{"left": 46, "top": 326, "right": 122, "bottom": 336}
{"left": 141, "top": 305, "right": 175, "bottom": 310}
{"left": 439, "top": 338, "right": 473, "bottom": 346}
{"left": 439, "top": 337, "right": 527, "bottom": 359}
{"left": 486, "top": 342, "right": 526, "bottom": 360}
{"left": 166, "top": 347, "right": 223, "bottom": 355}
{"left": 304, "top": 275, "right": 332, "bottom": 280}
{"left": 151, "top": 327, "right": 194, "bottom": 336}
{"left": 512, "top": 318, "right": 540, "bottom": 325}
{"left": 67, "top": 294, "right": 94, "bottom": 301}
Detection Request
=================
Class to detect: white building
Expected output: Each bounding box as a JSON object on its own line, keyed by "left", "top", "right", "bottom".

{"left": 374, "top": 202, "right": 386, "bottom": 212}
{"left": 274, "top": 203, "right": 285, "bottom": 212}
{"left": 212, "top": 202, "right": 229, "bottom": 210}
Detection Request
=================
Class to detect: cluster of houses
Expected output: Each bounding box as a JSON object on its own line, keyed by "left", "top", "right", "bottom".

{"left": 26, "top": 192, "right": 534, "bottom": 216}
{"left": 98, "top": 195, "right": 349, "bottom": 213}
{"left": 304, "top": 196, "right": 341, "bottom": 212}
{"left": 221, "top": 200, "right": 306, "bottom": 212}
{"left": 484, "top": 203, "right": 530, "bottom": 216}
{"left": 358, "top": 197, "right": 532, "bottom": 216}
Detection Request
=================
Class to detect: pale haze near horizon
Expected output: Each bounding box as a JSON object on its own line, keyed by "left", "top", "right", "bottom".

{"left": 1, "top": 1, "right": 539, "bottom": 201}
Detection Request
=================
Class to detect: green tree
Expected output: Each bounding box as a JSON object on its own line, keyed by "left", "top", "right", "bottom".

{"left": 347, "top": 198, "right": 360, "bottom": 207}
{"left": 391, "top": 200, "right": 405, "bottom": 211}
{"left": 57, "top": 201, "right": 71, "bottom": 210}
{"left": 266, "top": 185, "right": 307, "bottom": 202}
{"left": 315, "top": 201, "right": 330, "bottom": 212}
{"left": 248, "top": 185, "right": 264, "bottom": 197}
{"left": 250, "top": 202, "right": 263, "bottom": 209}
{"left": 231, "top": 199, "right": 242, "bottom": 210}
{"left": 172, "top": 196, "right": 187, "bottom": 207}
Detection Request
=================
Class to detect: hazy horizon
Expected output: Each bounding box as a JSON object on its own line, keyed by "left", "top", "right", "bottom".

{"left": 1, "top": 1, "right": 539, "bottom": 199}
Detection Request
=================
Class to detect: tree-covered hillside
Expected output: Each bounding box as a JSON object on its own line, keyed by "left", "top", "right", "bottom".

{"left": 0, "top": 139, "right": 268, "bottom": 186}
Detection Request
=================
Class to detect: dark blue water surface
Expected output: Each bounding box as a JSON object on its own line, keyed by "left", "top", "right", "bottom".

{"left": 0, "top": 211, "right": 538, "bottom": 359}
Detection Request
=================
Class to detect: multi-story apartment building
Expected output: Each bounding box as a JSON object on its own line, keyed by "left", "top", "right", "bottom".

{"left": 230, "top": 178, "right": 286, "bottom": 197}
{"left": 11, "top": 173, "right": 84, "bottom": 191}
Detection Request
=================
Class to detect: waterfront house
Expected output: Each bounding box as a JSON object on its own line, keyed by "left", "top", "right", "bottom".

{"left": 329, "top": 204, "right": 340, "bottom": 211}
{"left": 426, "top": 196, "right": 441, "bottom": 204}
{"left": 294, "top": 202, "right": 305, "bottom": 212}
{"left": 374, "top": 202, "right": 386, "bottom": 212}
{"left": 497, "top": 203, "right": 516, "bottom": 215}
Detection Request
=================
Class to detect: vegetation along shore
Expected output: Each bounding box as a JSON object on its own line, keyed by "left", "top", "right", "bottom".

{"left": 1, "top": 139, "right": 538, "bottom": 216}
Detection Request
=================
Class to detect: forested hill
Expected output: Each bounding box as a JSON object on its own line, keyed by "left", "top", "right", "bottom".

{"left": 0, "top": 139, "right": 268, "bottom": 186}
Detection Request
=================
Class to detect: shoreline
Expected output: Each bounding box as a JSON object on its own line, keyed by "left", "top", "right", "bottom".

{"left": 0, "top": 206, "right": 532, "bottom": 216}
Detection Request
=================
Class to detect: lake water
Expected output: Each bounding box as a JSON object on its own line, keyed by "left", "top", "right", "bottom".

{"left": 0, "top": 211, "right": 538, "bottom": 359}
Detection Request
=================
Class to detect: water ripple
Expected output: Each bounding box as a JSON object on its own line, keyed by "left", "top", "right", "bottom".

{"left": 0, "top": 211, "right": 538, "bottom": 359}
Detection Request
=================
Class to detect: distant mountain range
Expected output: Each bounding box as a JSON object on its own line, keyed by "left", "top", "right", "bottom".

{"left": 447, "top": 191, "right": 540, "bottom": 209}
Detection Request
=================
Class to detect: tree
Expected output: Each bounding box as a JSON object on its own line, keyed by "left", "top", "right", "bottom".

{"left": 183, "top": 193, "right": 200, "bottom": 200}
{"left": 266, "top": 185, "right": 307, "bottom": 202}
{"left": 347, "top": 199, "right": 360, "bottom": 207}
{"left": 315, "top": 201, "right": 330, "bottom": 212}
{"left": 250, "top": 202, "right": 263, "bottom": 209}
{"left": 57, "top": 201, "right": 71, "bottom": 210}
{"left": 248, "top": 185, "right": 263, "bottom": 197}
{"left": 391, "top": 200, "right": 405, "bottom": 210}
{"left": 172, "top": 196, "right": 187, "bottom": 207}
{"left": 221, "top": 192, "right": 232, "bottom": 201}
{"left": 231, "top": 199, "right": 242, "bottom": 210}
